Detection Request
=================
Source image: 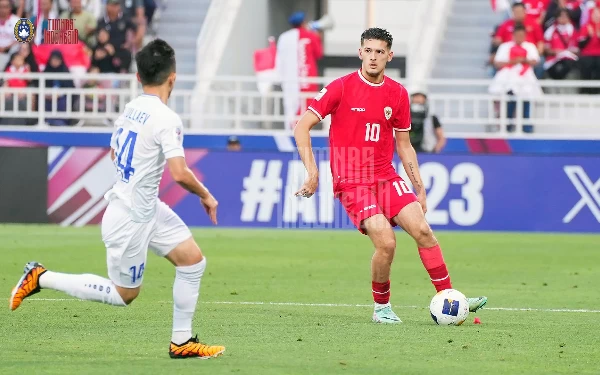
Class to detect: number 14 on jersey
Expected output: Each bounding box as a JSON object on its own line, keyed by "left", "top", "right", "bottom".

{"left": 114, "top": 128, "right": 138, "bottom": 182}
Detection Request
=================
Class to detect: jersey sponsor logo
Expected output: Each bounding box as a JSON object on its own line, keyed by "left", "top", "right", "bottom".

{"left": 314, "top": 88, "right": 327, "bottom": 101}
{"left": 563, "top": 166, "right": 600, "bottom": 223}
{"left": 351, "top": 107, "right": 365, "bottom": 112}
{"left": 359, "top": 204, "right": 376, "bottom": 213}
{"left": 384, "top": 106, "right": 392, "bottom": 120}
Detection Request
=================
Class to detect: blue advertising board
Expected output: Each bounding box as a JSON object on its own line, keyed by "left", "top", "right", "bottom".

{"left": 171, "top": 152, "right": 599, "bottom": 233}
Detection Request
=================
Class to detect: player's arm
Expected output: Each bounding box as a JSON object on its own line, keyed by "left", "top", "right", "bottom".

{"left": 167, "top": 157, "right": 211, "bottom": 199}
{"left": 394, "top": 86, "right": 427, "bottom": 212}
{"left": 158, "top": 119, "right": 218, "bottom": 224}
{"left": 293, "top": 110, "right": 322, "bottom": 197}
{"left": 395, "top": 131, "right": 427, "bottom": 213}
{"left": 294, "top": 80, "right": 343, "bottom": 197}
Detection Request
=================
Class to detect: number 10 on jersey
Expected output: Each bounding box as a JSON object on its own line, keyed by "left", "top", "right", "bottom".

{"left": 365, "top": 123, "right": 380, "bottom": 142}
{"left": 114, "top": 128, "right": 138, "bottom": 182}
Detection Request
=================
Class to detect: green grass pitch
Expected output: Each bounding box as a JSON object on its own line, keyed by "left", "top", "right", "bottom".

{"left": 0, "top": 224, "right": 598, "bottom": 374}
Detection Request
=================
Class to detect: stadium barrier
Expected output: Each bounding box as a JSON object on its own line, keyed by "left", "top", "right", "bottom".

{"left": 1, "top": 73, "right": 600, "bottom": 137}
{"left": 0, "top": 131, "right": 598, "bottom": 233}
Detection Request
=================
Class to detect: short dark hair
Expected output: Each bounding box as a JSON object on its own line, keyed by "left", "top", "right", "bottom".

{"left": 513, "top": 23, "right": 527, "bottom": 33}
{"left": 512, "top": 2, "right": 525, "bottom": 9}
{"left": 361, "top": 27, "right": 393, "bottom": 48}
{"left": 135, "top": 38, "right": 176, "bottom": 86}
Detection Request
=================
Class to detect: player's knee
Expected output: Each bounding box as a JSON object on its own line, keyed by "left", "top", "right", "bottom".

{"left": 377, "top": 237, "right": 396, "bottom": 260}
{"left": 166, "top": 237, "right": 204, "bottom": 267}
{"left": 413, "top": 221, "right": 435, "bottom": 246}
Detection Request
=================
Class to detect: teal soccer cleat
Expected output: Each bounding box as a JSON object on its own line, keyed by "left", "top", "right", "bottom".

{"left": 372, "top": 303, "right": 402, "bottom": 324}
{"left": 467, "top": 296, "right": 488, "bottom": 312}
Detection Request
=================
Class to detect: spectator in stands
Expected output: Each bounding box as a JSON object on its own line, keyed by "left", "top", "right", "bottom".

{"left": 409, "top": 92, "right": 446, "bottom": 153}
{"left": 112, "top": 0, "right": 146, "bottom": 45}
{"left": 544, "top": 0, "right": 584, "bottom": 29}
{"left": 544, "top": 7, "right": 579, "bottom": 91}
{"left": 490, "top": 24, "right": 543, "bottom": 133}
{"left": 97, "top": 0, "right": 143, "bottom": 73}
{"left": 30, "top": 0, "right": 54, "bottom": 44}
{"left": 578, "top": 7, "right": 600, "bottom": 94}
{"left": 276, "top": 11, "right": 324, "bottom": 129}
{"left": 82, "top": 65, "right": 107, "bottom": 113}
{"left": 22, "top": 0, "right": 67, "bottom": 19}
{"left": 227, "top": 136, "right": 242, "bottom": 151}
{"left": 493, "top": 2, "right": 545, "bottom": 77}
{"left": 83, "top": 0, "right": 101, "bottom": 20}
{"left": 0, "top": 0, "right": 19, "bottom": 69}
{"left": 522, "top": 0, "right": 551, "bottom": 25}
{"left": 43, "top": 50, "right": 75, "bottom": 126}
{"left": 60, "top": 0, "right": 97, "bottom": 48}
{"left": 3, "top": 53, "right": 30, "bottom": 114}
{"left": 92, "top": 28, "right": 117, "bottom": 72}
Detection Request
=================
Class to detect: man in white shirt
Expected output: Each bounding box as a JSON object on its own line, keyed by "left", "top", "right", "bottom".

{"left": 489, "top": 23, "right": 543, "bottom": 133}
{"left": 0, "top": 0, "right": 19, "bottom": 69}
{"left": 9, "top": 39, "right": 226, "bottom": 360}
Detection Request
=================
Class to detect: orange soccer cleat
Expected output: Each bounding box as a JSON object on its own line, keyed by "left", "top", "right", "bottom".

{"left": 169, "top": 335, "right": 225, "bottom": 359}
{"left": 9, "top": 262, "right": 47, "bottom": 311}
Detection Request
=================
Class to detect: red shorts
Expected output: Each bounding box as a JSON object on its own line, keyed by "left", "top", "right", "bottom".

{"left": 334, "top": 174, "right": 418, "bottom": 235}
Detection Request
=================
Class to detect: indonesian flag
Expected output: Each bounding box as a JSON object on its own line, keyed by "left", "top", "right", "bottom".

{"left": 491, "top": 0, "right": 511, "bottom": 12}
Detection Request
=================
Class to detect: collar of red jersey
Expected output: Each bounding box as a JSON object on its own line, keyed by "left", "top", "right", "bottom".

{"left": 357, "top": 69, "right": 385, "bottom": 87}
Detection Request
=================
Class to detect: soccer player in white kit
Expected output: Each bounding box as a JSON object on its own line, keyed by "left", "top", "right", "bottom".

{"left": 9, "top": 39, "right": 225, "bottom": 359}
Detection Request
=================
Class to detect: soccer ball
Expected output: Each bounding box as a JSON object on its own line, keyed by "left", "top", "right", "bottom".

{"left": 429, "top": 289, "right": 469, "bottom": 326}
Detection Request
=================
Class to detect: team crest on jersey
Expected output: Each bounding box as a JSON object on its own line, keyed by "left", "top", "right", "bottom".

{"left": 384, "top": 106, "right": 392, "bottom": 120}
{"left": 14, "top": 18, "right": 35, "bottom": 44}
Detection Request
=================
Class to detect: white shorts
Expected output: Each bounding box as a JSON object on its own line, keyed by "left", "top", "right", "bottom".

{"left": 101, "top": 199, "right": 192, "bottom": 288}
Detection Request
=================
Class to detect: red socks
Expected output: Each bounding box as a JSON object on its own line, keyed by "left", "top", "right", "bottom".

{"left": 372, "top": 280, "right": 390, "bottom": 304}
{"left": 418, "top": 244, "right": 452, "bottom": 292}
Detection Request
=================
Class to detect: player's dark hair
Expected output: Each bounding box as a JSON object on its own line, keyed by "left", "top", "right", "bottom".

{"left": 512, "top": 2, "right": 525, "bottom": 9}
{"left": 135, "top": 38, "right": 176, "bottom": 86}
{"left": 513, "top": 23, "right": 527, "bottom": 33}
{"left": 361, "top": 27, "right": 393, "bottom": 48}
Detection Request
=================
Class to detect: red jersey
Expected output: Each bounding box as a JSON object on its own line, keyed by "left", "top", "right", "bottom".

{"left": 579, "top": 21, "right": 600, "bottom": 56}
{"left": 495, "top": 19, "right": 544, "bottom": 45}
{"left": 522, "top": 0, "right": 550, "bottom": 23}
{"left": 308, "top": 70, "right": 411, "bottom": 185}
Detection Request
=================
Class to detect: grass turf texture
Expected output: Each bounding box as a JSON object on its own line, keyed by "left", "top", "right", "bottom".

{"left": 0, "top": 224, "right": 598, "bottom": 374}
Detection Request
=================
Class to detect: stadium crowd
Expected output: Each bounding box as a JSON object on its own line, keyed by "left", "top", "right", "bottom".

{"left": 489, "top": 0, "right": 600, "bottom": 93}
{"left": 0, "top": 0, "right": 160, "bottom": 125}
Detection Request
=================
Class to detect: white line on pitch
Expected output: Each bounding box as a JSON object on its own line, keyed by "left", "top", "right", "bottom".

{"left": 22, "top": 298, "right": 600, "bottom": 313}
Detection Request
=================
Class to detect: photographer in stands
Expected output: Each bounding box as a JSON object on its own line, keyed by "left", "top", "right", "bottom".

{"left": 409, "top": 92, "right": 446, "bottom": 153}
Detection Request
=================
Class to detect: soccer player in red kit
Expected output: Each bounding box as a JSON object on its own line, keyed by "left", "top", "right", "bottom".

{"left": 293, "top": 28, "right": 488, "bottom": 323}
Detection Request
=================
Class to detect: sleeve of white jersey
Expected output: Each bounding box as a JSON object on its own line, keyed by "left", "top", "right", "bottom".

{"left": 155, "top": 114, "right": 185, "bottom": 159}
{"left": 525, "top": 42, "right": 540, "bottom": 63}
{"left": 494, "top": 43, "right": 510, "bottom": 64}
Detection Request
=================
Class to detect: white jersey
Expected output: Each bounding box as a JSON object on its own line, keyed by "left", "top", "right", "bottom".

{"left": 104, "top": 94, "right": 185, "bottom": 222}
{"left": 0, "top": 15, "right": 19, "bottom": 49}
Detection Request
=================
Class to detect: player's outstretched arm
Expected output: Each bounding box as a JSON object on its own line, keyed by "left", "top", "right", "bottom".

{"left": 395, "top": 131, "right": 428, "bottom": 214}
{"left": 167, "top": 156, "right": 218, "bottom": 225}
{"left": 293, "top": 110, "right": 322, "bottom": 198}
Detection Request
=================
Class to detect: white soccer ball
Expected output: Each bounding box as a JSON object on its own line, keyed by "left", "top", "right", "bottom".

{"left": 429, "top": 289, "right": 469, "bottom": 326}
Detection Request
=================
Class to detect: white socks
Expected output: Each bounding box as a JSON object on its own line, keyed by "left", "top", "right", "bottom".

{"left": 39, "top": 271, "right": 126, "bottom": 306}
{"left": 37, "top": 258, "right": 207, "bottom": 345}
{"left": 171, "top": 258, "right": 206, "bottom": 345}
